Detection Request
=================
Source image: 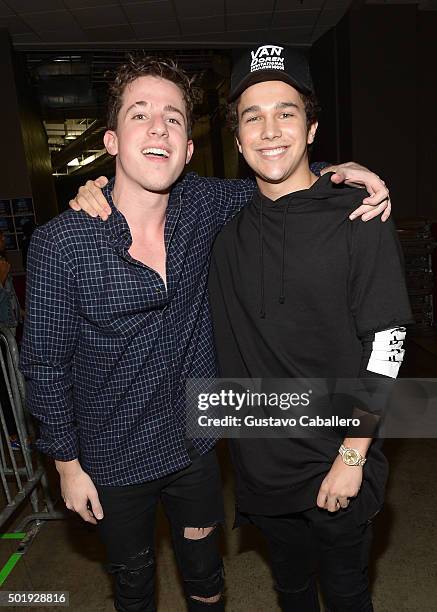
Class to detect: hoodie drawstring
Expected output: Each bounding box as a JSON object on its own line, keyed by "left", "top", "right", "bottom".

{"left": 259, "top": 201, "right": 288, "bottom": 318}
{"left": 279, "top": 204, "right": 288, "bottom": 305}
{"left": 259, "top": 199, "right": 266, "bottom": 318}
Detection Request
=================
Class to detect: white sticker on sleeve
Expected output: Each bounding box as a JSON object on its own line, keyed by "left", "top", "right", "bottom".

{"left": 367, "top": 327, "right": 406, "bottom": 378}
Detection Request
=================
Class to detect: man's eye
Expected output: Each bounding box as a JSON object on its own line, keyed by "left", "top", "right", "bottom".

{"left": 246, "top": 116, "right": 260, "bottom": 123}
{"left": 281, "top": 113, "right": 294, "bottom": 119}
{"left": 133, "top": 113, "right": 146, "bottom": 120}
{"left": 167, "top": 117, "right": 181, "bottom": 125}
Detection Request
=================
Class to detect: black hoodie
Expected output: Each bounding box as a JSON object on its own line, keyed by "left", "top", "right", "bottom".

{"left": 208, "top": 173, "right": 413, "bottom": 521}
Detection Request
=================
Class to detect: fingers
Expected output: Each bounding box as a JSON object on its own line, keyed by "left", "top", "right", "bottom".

{"left": 69, "top": 199, "right": 81, "bottom": 211}
{"left": 68, "top": 177, "right": 111, "bottom": 220}
{"left": 65, "top": 502, "right": 97, "bottom": 524}
{"left": 317, "top": 484, "right": 351, "bottom": 513}
{"left": 88, "top": 490, "right": 104, "bottom": 521}
{"left": 326, "top": 495, "right": 340, "bottom": 513}
{"left": 362, "top": 184, "right": 389, "bottom": 207}
{"left": 381, "top": 197, "right": 392, "bottom": 222}
{"left": 317, "top": 494, "right": 350, "bottom": 513}
{"left": 316, "top": 489, "right": 329, "bottom": 510}
{"left": 337, "top": 496, "right": 350, "bottom": 509}
{"left": 317, "top": 492, "right": 339, "bottom": 513}
{"left": 349, "top": 204, "right": 372, "bottom": 220}
{"left": 329, "top": 171, "right": 345, "bottom": 184}
{"left": 63, "top": 494, "right": 103, "bottom": 524}
{"left": 349, "top": 199, "right": 390, "bottom": 222}
{"left": 94, "top": 176, "right": 109, "bottom": 188}
{"left": 361, "top": 200, "right": 390, "bottom": 222}
{"left": 329, "top": 164, "right": 391, "bottom": 219}
{"left": 77, "top": 504, "right": 98, "bottom": 524}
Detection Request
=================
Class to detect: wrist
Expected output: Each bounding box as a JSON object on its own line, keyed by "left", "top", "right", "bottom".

{"left": 55, "top": 458, "right": 82, "bottom": 476}
{"left": 343, "top": 437, "right": 371, "bottom": 456}
{"left": 338, "top": 444, "right": 367, "bottom": 467}
{"left": 311, "top": 161, "right": 332, "bottom": 177}
{"left": 320, "top": 164, "right": 336, "bottom": 175}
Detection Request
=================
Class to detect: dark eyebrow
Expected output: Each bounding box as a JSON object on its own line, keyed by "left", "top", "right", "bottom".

{"left": 275, "top": 101, "right": 299, "bottom": 111}
{"left": 240, "top": 101, "right": 300, "bottom": 119}
{"left": 125, "top": 101, "right": 148, "bottom": 116}
{"left": 163, "top": 104, "right": 186, "bottom": 124}
{"left": 124, "top": 101, "right": 186, "bottom": 124}
{"left": 240, "top": 105, "right": 261, "bottom": 119}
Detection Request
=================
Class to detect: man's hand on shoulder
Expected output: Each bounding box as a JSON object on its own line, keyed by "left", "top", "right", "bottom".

{"left": 69, "top": 176, "right": 111, "bottom": 221}
{"left": 56, "top": 459, "right": 104, "bottom": 524}
{"left": 321, "top": 162, "right": 391, "bottom": 222}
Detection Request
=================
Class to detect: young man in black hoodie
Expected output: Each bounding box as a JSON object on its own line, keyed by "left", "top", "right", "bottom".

{"left": 208, "top": 46, "right": 413, "bottom": 611}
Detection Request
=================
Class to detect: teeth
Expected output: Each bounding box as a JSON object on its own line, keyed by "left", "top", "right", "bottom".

{"left": 260, "top": 147, "right": 287, "bottom": 156}
{"left": 142, "top": 147, "right": 169, "bottom": 158}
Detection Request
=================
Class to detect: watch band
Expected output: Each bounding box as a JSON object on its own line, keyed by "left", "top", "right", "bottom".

{"left": 338, "top": 444, "right": 367, "bottom": 466}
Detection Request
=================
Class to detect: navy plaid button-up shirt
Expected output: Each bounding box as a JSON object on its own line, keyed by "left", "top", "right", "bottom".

{"left": 20, "top": 173, "right": 255, "bottom": 485}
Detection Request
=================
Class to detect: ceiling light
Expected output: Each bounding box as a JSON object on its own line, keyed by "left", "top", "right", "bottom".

{"left": 81, "top": 154, "right": 96, "bottom": 166}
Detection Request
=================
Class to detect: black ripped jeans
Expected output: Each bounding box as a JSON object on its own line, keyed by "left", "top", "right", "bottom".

{"left": 96, "top": 449, "right": 225, "bottom": 612}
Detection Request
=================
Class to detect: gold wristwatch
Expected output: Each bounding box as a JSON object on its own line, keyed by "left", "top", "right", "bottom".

{"left": 338, "top": 444, "right": 366, "bottom": 466}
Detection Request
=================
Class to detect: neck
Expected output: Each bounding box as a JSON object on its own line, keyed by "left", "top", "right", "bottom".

{"left": 257, "top": 161, "right": 317, "bottom": 201}
{"left": 112, "top": 177, "right": 168, "bottom": 230}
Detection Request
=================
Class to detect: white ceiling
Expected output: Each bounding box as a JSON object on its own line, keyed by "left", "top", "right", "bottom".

{"left": 0, "top": 0, "right": 355, "bottom": 48}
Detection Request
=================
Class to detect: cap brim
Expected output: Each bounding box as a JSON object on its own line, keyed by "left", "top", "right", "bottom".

{"left": 227, "top": 70, "right": 312, "bottom": 102}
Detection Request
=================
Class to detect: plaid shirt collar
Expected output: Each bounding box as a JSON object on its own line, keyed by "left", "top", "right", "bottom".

{"left": 102, "top": 177, "right": 185, "bottom": 253}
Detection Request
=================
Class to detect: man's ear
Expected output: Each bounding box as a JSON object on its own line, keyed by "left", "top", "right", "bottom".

{"left": 104, "top": 130, "right": 118, "bottom": 156}
{"left": 185, "top": 139, "right": 194, "bottom": 165}
{"left": 307, "top": 121, "right": 318, "bottom": 145}
{"left": 235, "top": 135, "right": 242, "bottom": 154}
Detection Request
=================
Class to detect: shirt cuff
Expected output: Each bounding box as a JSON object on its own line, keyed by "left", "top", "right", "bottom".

{"left": 310, "top": 161, "right": 331, "bottom": 176}
{"left": 36, "top": 428, "right": 79, "bottom": 462}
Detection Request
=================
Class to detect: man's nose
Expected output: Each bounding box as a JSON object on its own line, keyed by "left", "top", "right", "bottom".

{"left": 261, "top": 116, "right": 281, "bottom": 140}
{"left": 148, "top": 115, "right": 168, "bottom": 137}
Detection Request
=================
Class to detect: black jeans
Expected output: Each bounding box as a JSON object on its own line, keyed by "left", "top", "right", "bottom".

{"left": 96, "top": 449, "right": 225, "bottom": 612}
{"left": 247, "top": 505, "right": 374, "bottom": 612}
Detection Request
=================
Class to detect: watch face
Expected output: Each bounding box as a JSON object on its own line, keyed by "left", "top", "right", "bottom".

{"left": 343, "top": 449, "right": 359, "bottom": 465}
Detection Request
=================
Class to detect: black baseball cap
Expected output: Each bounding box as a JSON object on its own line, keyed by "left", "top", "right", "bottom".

{"left": 228, "top": 44, "right": 314, "bottom": 102}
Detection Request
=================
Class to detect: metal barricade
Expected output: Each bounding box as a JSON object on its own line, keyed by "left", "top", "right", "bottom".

{"left": 0, "top": 326, "right": 64, "bottom": 534}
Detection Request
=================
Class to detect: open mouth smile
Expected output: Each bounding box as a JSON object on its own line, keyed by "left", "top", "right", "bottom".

{"left": 258, "top": 146, "right": 289, "bottom": 157}
{"left": 141, "top": 147, "right": 170, "bottom": 159}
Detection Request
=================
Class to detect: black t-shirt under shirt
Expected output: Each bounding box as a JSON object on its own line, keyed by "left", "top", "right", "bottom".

{"left": 208, "top": 174, "right": 413, "bottom": 521}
